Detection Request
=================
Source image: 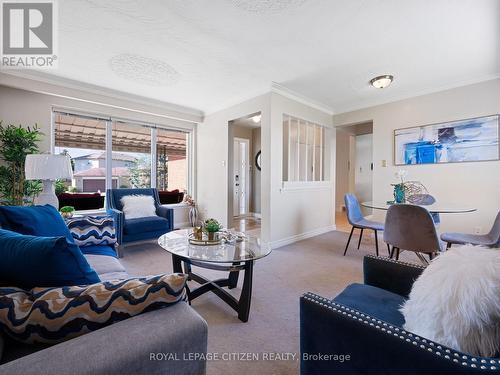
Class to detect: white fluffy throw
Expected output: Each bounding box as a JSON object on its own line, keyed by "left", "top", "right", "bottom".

{"left": 120, "top": 195, "right": 157, "bottom": 219}
{"left": 400, "top": 244, "right": 500, "bottom": 357}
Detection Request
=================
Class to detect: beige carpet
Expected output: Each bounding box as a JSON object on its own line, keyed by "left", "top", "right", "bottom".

{"left": 120, "top": 230, "right": 416, "bottom": 375}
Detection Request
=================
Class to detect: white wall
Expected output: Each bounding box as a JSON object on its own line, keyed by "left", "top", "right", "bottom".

{"left": 198, "top": 91, "right": 335, "bottom": 246}
{"left": 198, "top": 94, "right": 271, "bottom": 241}
{"left": 252, "top": 127, "right": 261, "bottom": 214}
{"left": 269, "top": 92, "right": 335, "bottom": 246}
{"left": 333, "top": 79, "right": 500, "bottom": 234}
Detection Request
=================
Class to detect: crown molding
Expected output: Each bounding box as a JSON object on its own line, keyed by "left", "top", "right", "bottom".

{"left": 0, "top": 70, "right": 204, "bottom": 123}
{"left": 270, "top": 82, "right": 335, "bottom": 116}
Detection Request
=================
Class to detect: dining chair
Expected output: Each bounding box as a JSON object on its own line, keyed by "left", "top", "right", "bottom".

{"left": 383, "top": 204, "right": 442, "bottom": 264}
{"left": 406, "top": 193, "right": 440, "bottom": 225}
{"left": 343, "top": 194, "right": 390, "bottom": 257}
{"left": 441, "top": 211, "right": 500, "bottom": 249}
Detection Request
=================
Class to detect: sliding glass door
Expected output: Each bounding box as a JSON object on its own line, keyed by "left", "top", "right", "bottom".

{"left": 52, "top": 110, "right": 192, "bottom": 210}
{"left": 112, "top": 121, "right": 152, "bottom": 189}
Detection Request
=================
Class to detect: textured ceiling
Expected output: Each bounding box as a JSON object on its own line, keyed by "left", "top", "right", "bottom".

{"left": 23, "top": 0, "right": 500, "bottom": 114}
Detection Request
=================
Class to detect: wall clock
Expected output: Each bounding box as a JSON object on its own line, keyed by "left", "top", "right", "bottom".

{"left": 255, "top": 150, "right": 261, "bottom": 171}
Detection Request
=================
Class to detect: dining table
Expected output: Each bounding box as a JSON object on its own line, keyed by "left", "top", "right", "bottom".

{"left": 361, "top": 201, "right": 477, "bottom": 214}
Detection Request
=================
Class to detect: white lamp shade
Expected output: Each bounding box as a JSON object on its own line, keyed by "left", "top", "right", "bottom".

{"left": 25, "top": 154, "right": 73, "bottom": 180}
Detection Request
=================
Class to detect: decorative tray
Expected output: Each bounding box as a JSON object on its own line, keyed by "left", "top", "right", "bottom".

{"left": 188, "top": 233, "right": 222, "bottom": 246}
{"left": 187, "top": 231, "right": 246, "bottom": 246}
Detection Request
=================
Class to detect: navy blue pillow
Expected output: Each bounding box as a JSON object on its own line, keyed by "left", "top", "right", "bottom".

{"left": 0, "top": 205, "right": 74, "bottom": 244}
{"left": 0, "top": 228, "right": 100, "bottom": 289}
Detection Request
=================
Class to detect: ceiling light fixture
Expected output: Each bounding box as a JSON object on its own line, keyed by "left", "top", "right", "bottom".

{"left": 252, "top": 115, "right": 262, "bottom": 123}
{"left": 370, "top": 75, "right": 394, "bottom": 89}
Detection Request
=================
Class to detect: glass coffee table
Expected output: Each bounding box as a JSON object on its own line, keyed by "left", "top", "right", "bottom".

{"left": 158, "top": 229, "right": 271, "bottom": 322}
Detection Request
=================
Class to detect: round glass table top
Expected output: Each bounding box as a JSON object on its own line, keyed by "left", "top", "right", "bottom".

{"left": 158, "top": 229, "right": 271, "bottom": 264}
{"left": 361, "top": 201, "right": 477, "bottom": 214}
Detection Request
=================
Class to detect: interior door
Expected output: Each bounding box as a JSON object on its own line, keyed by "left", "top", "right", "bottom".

{"left": 354, "top": 133, "right": 373, "bottom": 215}
{"left": 233, "top": 139, "right": 249, "bottom": 217}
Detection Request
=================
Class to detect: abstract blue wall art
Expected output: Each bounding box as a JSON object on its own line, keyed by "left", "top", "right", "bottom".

{"left": 394, "top": 115, "right": 499, "bottom": 165}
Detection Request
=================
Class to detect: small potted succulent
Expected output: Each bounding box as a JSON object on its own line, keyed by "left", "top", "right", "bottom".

{"left": 59, "top": 206, "right": 75, "bottom": 219}
{"left": 204, "top": 218, "right": 222, "bottom": 241}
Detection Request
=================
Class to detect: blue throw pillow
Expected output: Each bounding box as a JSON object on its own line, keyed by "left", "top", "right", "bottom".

{"left": 0, "top": 228, "right": 100, "bottom": 289}
{"left": 0, "top": 205, "right": 74, "bottom": 243}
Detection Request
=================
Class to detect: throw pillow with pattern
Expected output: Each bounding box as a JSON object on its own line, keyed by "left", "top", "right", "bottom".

{"left": 0, "top": 273, "right": 187, "bottom": 344}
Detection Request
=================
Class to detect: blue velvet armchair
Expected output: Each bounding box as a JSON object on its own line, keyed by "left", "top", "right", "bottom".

{"left": 300, "top": 255, "right": 500, "bottom": 375}
{"left": 106, "top": 188, "right": 174, "bottom": 255}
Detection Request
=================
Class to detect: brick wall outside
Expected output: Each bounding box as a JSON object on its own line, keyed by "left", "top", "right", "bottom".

{"left": 167, "top": 158, "right": 187, "bottom": 191}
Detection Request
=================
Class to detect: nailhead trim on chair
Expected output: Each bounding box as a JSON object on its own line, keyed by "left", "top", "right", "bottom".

{"left": 365, "top": 254, "right": 427, "bottom": 270}
{"left": 302, "top": 292, "right": 498, "bottom": 371}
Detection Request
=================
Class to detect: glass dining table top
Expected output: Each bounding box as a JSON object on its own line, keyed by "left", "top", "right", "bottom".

{"left": 158, "top": 229, "right": 271, "bottom": 263}
{"left": 361, "top": 201, "right": 477, "bottom": 214}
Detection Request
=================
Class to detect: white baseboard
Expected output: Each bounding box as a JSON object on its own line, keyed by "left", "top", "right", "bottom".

{"left": 269, "top": 225, "right": 336, "bottom": 249}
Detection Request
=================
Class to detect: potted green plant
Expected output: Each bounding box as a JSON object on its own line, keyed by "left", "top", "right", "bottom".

{"left": 204, "top": 218, "right": 222, "bottom": 241}
{"left": 55, "top": 179, "right": 67, "bottom": 196}
{"left": 59, "top": 206, "right": 75, "bottom": 219}
{"left": 0, "top": 122, "right": 42, "bottom": 205}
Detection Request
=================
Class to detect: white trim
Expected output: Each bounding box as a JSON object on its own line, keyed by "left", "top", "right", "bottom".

{"left": 105, "top": 121, "right": 112, "bottom": 190}
{"left": 50, "top": 110, "right": 55, "bottom": 153}
{"left": 269, "top": 225, "right": 336, "bottom": 249}
{"left": 233, "top": 137, "right": 251, "bottom": 216}
{"left": 280, "top": 180, "right": 332, "bottom": 192}
{"left": 271, "top": 82, "right": 335, "bottom": 116}
{"left": 188, "top": 128, "right": 196, "bottom": 198}
{"left": 150, "top": 128, "right": 157, "bottom": 188}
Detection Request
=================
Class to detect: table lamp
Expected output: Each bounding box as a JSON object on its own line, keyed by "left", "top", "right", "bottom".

{"left": 25, "top": 154, "right": 73, "bottom": 208}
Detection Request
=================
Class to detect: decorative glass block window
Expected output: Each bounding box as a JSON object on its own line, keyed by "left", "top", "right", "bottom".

{"left": 283, "top": 114, "right": 325, "bottom": 182}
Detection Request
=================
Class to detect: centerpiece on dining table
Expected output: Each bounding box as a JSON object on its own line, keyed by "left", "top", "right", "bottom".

{"left": 188, "top": 218, "right": 245, "bottom": 246}
{"left": 389, "top": 169, "right": 431, "bottom": 205}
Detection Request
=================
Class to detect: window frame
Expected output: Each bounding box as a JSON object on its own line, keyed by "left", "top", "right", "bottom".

{"left": 51, "top": 108, "right": 194, "bottom": 198}
{"left": 282, "top": 113, "right": 327, "bottom": 189}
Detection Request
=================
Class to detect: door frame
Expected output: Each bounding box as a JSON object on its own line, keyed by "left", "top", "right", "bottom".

{"left": 233, "top": 137, "right": 251, "bottom": 217}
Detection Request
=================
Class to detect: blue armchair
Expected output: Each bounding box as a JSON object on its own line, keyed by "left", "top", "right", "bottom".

{"left": 106, "top": 188, "right": 174, "bottom": 255}
{"left": 300, "top": 255, "right": 500, "bottom": 375}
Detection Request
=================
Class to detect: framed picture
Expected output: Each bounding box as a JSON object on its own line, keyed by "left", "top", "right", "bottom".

{"left": 394, "top": 114, "right": 499, "bottom": 165}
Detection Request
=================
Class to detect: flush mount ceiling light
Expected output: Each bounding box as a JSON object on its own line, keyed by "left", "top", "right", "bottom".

{"left": 252, "top": 114, "right": 262, "bottom": 123}
{"left": 109, "top": 54, "right": 180, "bottom": 87}
{"left": 369, "top": 75, "right": 394, "bottom": 89}
{"left": 231, "top": 0, "right": 307, "bottom": 14}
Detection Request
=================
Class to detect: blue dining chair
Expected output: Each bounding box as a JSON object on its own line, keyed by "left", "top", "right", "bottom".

{"left": 343, "top": 194, "right": 390, "bottom": 257}
{"left": 441, "top": 211, "right": 500, "bottom": 249}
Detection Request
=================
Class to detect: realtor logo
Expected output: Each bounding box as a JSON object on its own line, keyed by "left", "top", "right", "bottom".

{"left": 1, "top": 0, "right": 58, "bottom": 68}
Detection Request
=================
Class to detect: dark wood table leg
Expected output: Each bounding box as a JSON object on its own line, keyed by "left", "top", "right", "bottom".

{"left": 172, "top": 254, "right": 183, "bottom": 273}
{"left": 228, "top": 262, "right": 240, "bottom": 289}
{"left": 238, "top": 260, "right": 254, "bottom": 322}
{"left": 171, "top": 256, "right": 255, "bottom": 322}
